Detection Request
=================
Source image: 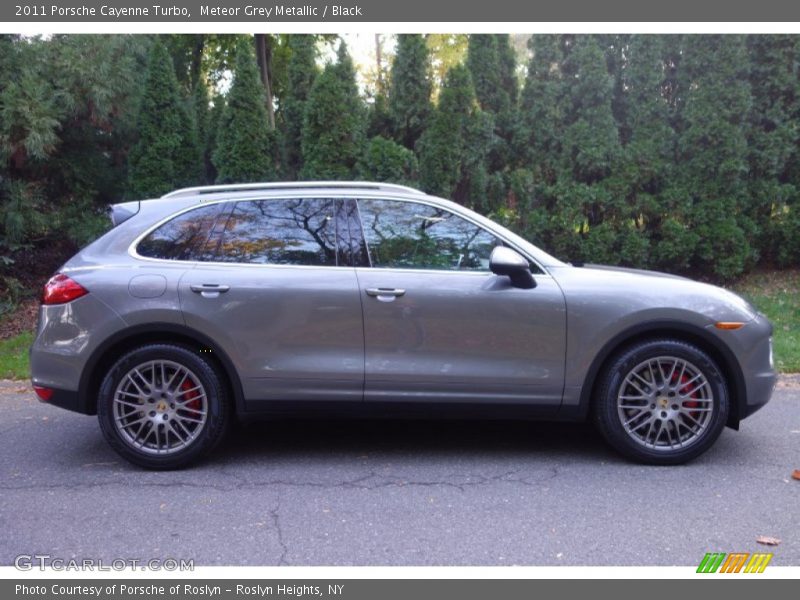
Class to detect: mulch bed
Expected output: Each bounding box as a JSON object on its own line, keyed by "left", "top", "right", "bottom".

{"left": 0, "top": 298, "right": 39, "bottom": 339}
{"left": 0, "top": 237, "right": 78, "bottom": 340}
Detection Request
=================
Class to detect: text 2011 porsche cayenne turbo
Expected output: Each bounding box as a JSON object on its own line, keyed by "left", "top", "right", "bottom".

{"left": 29, "top": 182, "right": 776, "bottom": 469}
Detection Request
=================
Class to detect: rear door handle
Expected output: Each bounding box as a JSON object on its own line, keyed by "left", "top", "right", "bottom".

{"left": 365, "top": 288, "right": 406, "bottom": 300}
{"left": 190, "top": 284, "right": 230, "bottom": 297}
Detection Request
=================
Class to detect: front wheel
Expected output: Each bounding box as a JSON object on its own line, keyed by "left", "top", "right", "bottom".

{"left": 98, "top": 344, "right": 230, "bottom": 469}
{"left": 592, "top": 339, "right": 729, "bottom": 465}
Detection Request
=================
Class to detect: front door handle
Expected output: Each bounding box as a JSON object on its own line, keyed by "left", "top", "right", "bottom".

{"left": 190, "top": 284, "right": 230, "bottom": 297}
{"left": 365, "top": 288, "right": 406, "bottom": 301}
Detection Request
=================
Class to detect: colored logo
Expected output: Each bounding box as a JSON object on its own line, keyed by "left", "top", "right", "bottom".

{"left": 697, "top": 552, "right": 773, "bottom": 573}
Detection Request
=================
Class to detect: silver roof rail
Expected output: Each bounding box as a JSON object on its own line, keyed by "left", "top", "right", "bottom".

{"left": 161, "top": 181, "right": 425, "bottom": 199}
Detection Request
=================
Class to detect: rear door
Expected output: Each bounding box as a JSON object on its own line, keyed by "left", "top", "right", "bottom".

{"left": 352, "top": 197, "right": 567, "bottom": 406}
{"left": 179, "top": 197, "right": 365, "bottom": 408}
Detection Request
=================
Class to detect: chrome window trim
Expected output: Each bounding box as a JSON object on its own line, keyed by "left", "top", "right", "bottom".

{"left": 128, "top": 192, "right": 551, "bottom": 276}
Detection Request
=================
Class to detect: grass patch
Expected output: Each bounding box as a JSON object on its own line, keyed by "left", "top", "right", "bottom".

{"left": 0, "top": 330, "right": 33, "bottom": 380}
{"left": 733, "top": 270, "right": 800, "bottom": 373}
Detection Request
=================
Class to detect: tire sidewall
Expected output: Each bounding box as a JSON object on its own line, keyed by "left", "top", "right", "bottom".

{"left": 595, "top": 340, "right": 729, "bottom": 465}
{"left": 97, "top": 344, "right": 229, "bottom": 469}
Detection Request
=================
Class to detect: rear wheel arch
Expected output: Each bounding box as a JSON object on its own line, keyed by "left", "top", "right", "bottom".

{"left": 577, "top": 321, "right": 745, "bottom": 429}
{"left": 79, "top": 323, "right": 245, "bottom": 417}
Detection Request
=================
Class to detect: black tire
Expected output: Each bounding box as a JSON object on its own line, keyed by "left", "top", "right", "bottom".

{"left": 592, "top": 339, "right": 729, "bottom": 465}
{"left": 97, "top": 344, "right": 230, "bottom": 469}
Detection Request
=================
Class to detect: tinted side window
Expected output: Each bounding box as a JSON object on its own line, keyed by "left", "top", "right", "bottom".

{"left": 216, "top": 198, "right": 338, "bottom": 266}
{"left": 137, "top": 204, "right": 224, "bottom": 261}
{"left": 357, "top": 199, "right": 502, "bottom": 271}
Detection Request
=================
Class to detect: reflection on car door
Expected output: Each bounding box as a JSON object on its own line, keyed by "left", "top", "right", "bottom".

{"left": 353, "top": 198, "right": 567, "bottom": 406}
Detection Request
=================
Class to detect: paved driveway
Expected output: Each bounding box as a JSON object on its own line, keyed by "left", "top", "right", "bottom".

{"left": 1, "top": 379, "right": 797, "bottom": 566}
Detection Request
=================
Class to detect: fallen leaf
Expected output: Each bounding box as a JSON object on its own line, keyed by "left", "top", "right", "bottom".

{"left": 756, "top": 535, "right": 781, "bottom": 546}
{"left": 792, "top": 470, "right": 800, "bottom": 481}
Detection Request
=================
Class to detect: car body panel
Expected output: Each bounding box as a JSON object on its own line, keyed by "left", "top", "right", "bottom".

{"left": 356, "top": 268, "right": 566, "bottom": 405}
{"left": 179, "top": 263, "right": 365, "bottom": 406}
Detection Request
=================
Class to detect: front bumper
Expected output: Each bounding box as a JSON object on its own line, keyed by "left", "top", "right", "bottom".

{"left": 740, "top": 329, "right": 777, "bottom": 419}
{"left": 708, "top": 312, "right": 776, "bottom": 422}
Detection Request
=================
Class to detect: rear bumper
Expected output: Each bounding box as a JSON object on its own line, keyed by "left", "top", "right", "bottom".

{"left": 29, "top": 294, "right": 127, "bottom": 415}
{"left": 32, "top": 386, "right": 92, "bottom": 415}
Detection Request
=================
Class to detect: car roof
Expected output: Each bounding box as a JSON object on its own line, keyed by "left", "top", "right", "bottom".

{"left": 160, "top": 181, "right": 426, "bottom": 200}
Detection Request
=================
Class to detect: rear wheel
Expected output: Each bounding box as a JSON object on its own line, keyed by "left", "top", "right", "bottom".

{"left": 593, "top": 339, "right": 729, "bottom": 465}
{"left": 98, "top": 344, "right": 230, "bottom": 469}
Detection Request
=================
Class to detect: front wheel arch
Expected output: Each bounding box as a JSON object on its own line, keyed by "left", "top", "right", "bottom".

{"left": 576, "top": 321, "right": 745, "bottom": 429}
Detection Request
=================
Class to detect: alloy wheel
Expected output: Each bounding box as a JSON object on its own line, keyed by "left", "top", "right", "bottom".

{"left": 616, "top": 356, "right": 714, "bottom": 451}
{"left": 112, "top": 360, "right": 209, "bottom": 455}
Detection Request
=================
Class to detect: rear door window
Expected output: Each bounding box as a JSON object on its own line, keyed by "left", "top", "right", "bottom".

{"left": 216, "top": 198, "right": 340, "bottom": 266}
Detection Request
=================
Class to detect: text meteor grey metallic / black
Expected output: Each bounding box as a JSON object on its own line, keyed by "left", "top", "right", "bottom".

{"left": 29, "top": 182, "right": 776, "bottom": 468}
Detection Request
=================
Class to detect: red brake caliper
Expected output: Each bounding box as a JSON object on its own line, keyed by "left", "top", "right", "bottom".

{"left": 675, "top": 373, "right": 700, "bottom": 414}
{"left": 180, "top": 379, "right": 201, "bottom": 414}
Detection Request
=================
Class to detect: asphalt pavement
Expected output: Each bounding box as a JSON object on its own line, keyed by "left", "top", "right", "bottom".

{"left": 1, "top": 378, "right": 797, "bottom": 566}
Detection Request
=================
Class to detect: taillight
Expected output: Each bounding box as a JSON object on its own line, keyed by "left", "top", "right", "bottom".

{"left": 42, "top": 273, "right": 88, "bottom": 305}
{"left": 33, "top": 385, "right": 53, "bottom": 402}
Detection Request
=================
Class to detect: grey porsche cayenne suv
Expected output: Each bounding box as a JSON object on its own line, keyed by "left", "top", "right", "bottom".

{"left": 30, "top": 181, "right": 776, "bottom": 469}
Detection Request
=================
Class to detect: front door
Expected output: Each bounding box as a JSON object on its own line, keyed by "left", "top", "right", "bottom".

{"left": 353, "top": 198, "right": 567, "bottom": 406}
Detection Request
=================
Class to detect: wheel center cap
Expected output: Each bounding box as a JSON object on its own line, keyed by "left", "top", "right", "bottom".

{"left": 156, "top": 400, "right": 169, "bottom": 413}
{"left": 658, "top": 397, "right": 669, "bottom": 408}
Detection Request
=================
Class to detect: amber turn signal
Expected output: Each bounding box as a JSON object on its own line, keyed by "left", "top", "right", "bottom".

{"left": 714, "top": 322, "right": 745, "bottom": 330}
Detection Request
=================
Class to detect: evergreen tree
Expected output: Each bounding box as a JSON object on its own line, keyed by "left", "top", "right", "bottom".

{"left": 300, "top": 41, "right": 365, "bottom": 180}
{"left": 467, "top": 34, "right": 517, "bottom": 172}
{"left": 621, "top": 36, "right": 676, "bottom": 269}
{"left": 205, "top": 94, "right": 225, "bottom": 184}
{"left": 561, "top": 36, "right": 620, "bottom": 187}
{"left": 513, "top": 35, "right": 565, "bottom": 246}
{"left": 388, "top": 35, "right": 432, "bottom": 151}
{"left": 178, "top": 90, "right": 203, "bottom": 186}
{"left": 425, "top": 34, "right": 469, "bottom": 100}
{"left": 192, "top": 75, "right": 212, "bottom": 184}
{"left": 418, "top": 64, "right": 491, "bottom": 205}
{"left": 496, "top": 34, "right": 519, "bottom": 108}
{"left": 467, "top": 36, "right": 504, "bottom": 116}
{"left": 358, "top": 136, "right": 418, "bottom": 186}
{"left": 673, "top": 35, "right": 753, "bottom": 279}
{"left": 556, "top": 35, "right": 623, "bottom": 264}
{"left": 128, "top": 39, "right": 199, "bottom": 197}
{"left": 282, "top": 35, "right": 318, "bottom": 178}
{"left": 746, "top": 35, "right": 799, "bottom": 266}
{"left": 515, "top": 36, "right": 564, "bottom": 183}
{"left": 367, "top": 92, "right": 393, "bottom": 139}
{"left": 213, "top": 37, "right": 277, "bottom": 183}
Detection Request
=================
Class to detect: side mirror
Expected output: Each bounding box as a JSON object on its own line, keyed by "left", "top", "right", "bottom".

{"left": 490, "top": 246, "right": 536, "bottom": 289}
